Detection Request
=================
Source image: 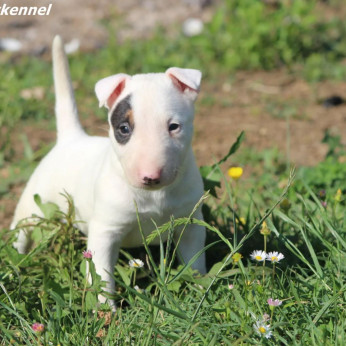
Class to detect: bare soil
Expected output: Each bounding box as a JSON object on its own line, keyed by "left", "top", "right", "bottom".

{"left": 1, "top": 1, "right": 346, "bottom": 230}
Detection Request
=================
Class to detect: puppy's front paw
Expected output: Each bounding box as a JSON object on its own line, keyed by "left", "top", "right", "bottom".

{"left": 98, "top": 293, "right": 117, "bottom": 313}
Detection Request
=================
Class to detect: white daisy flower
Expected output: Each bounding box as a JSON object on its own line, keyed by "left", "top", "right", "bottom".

{"left": 253, "top": 320, "right": 273, "bottom": 339}
{"left": 250, "top": 250, "right": 267, "bottom": 262}
{"left": 128, "top": 259, "right": 144, "bottom": 268}
{"left": 266, "top": 251, "right": 284, "bottom": 263}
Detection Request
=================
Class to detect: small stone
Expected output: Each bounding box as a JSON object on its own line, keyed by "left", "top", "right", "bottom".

{"left": 0, "top": 38, "right": 22, "bottom": 52}
{"left": 20, "top": 87, "right": 45, "bottom": 100}
{"left": 222, "top": 82, "right": 232, "bottom": 92}
{"left": 182, "top": 18, "right": 203, "bottom": 37}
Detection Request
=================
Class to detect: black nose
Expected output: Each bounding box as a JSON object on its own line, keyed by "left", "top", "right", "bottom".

{"left": 143, "top": 177, "right": 160, "bottom": 186}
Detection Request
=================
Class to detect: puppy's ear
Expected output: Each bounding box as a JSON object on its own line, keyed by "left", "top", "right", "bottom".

{"left": 166, "top": 67, "right": 202, "bottom": 102}
{"left": 95, "top": 74, "right": 130, "bottom": 109}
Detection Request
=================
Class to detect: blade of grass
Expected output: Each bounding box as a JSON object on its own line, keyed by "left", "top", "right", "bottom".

{"left": 312, "top": 286, "right": 345, "bottom": 324}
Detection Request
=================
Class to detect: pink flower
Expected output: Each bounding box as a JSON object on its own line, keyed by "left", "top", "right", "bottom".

{"left": 321, "top": 200, "right": 327, "bottom": 208}
{"left": 83, "top": 250, "right": 93, "bottom": 259}
{"left": 228, "top": 284, "right": 234, "bottom": 290}
{"left": 32, "top": 323, "right": 44, "bottom": 333}
{"left": 267, "top": 298, "right": 282, "bottom": 306}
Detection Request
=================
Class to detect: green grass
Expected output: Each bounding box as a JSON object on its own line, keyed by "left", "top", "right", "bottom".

{"left": 0, "top": 132, "right": 345, "bottom": 344}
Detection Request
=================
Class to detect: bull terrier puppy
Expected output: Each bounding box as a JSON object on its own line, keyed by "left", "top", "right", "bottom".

{"left": 12, "top": 35, "right": 206, "bottom": 309}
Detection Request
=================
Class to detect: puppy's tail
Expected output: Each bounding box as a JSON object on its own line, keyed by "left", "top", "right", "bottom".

{"left": 52, "top": 35, "right": 85, "bottom": 142}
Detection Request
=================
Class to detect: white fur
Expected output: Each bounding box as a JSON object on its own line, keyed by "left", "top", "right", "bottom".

{"left": 12, "top": 36, "right": 206, "bottom": 309}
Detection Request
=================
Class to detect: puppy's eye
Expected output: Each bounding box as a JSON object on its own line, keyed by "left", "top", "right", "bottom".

{"left": 118, "top": 123, "right": 131, "bottom": 135}
{"left": 168, "top": 123, "right": 180, "bottom": 133}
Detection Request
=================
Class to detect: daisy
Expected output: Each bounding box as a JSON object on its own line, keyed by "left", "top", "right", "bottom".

{"left": 129, "top": 259, "right": 144, "bottom": 268}
{"left": 267, "top": 298, "right": 282, "bottom": 307}
{"left": 250, "top": 250, "right": 267, "bottom": 262}
{"left": 253, "top": 320, "right": 273, "bottom": 339}
{"left": 266, "top": 251, "right": 284, "bottom": 263}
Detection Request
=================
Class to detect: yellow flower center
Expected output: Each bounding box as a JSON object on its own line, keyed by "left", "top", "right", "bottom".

{"left": 255, "top": 255, "right": 262, "bottom": 260}
{"left": 259, "top": 327, "right": 266, "bottom": 334}
{"left": 271, "top": 256, "right": 278, "bottom": 261}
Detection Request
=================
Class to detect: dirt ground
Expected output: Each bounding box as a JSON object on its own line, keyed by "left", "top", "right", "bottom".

{"left": 0, "top": 0, "right": 214, "bottom": 53}
{"left": 1, "top": 0, "right": 346, "bottom": 229}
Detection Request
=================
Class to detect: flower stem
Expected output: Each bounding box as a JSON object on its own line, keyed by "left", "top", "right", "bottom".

{"left": 81, "top": 259, "right": 90, "bottom": 311}
{"left": 262, "top": 235, "right": 267, "bottom": 284}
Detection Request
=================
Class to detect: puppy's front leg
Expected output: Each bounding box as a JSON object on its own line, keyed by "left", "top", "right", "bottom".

{"left": 87, "top": 220, "right": 122, "bottom": 310}
{"left": 175, "top": 209, "right": 207, "bottom": 274}
{"left": 13, "top": 228, "right": 33, "bottom": 254}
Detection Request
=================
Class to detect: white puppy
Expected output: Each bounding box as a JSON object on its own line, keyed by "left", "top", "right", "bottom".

{"left": 12, "top": 36, "right": 206, "bottom": 308}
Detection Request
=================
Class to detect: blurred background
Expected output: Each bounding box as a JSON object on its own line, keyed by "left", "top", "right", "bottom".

{"left": 0, "top": 0, "right": 345, "bottom": 227}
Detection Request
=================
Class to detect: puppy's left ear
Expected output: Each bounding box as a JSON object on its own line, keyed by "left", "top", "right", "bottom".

{"left": 166, "top": 67, "right": 202, "bottom": 102}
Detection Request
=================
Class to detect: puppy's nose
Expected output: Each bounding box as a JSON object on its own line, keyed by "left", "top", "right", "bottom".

{"left": 142, "top": 170, "right": 162, "bottom": 186}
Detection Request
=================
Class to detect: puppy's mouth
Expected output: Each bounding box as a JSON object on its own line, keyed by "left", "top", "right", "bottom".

{"left": 140, "top": 179, "right": 168, "bottom": 190}
{"left": 143, "top": 176, "right": 161, "bottom": 187}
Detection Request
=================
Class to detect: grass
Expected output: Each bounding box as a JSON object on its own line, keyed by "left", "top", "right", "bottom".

{"left": 1, "top": 0, "right": 346, "bottom": 344}
{"left": 0, "top": 132, "right": 345, "bottom": 344}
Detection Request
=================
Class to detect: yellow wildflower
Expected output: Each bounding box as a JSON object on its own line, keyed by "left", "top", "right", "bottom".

{"left": 334, "top": 188, "right": 342, "bottom": 202}
{"left": 232, "top": 253, "right": 243, "bottom": 263}
{"left": 236, "top": 217, "right": 246, "bottom": 225}
{"left": 227, "top": 166, "right": 243, "bottom": 180}
{"left": 260, "top": 221, "right": 271, "bottom": 236}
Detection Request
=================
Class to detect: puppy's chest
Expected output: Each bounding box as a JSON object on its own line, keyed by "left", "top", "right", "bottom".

{"left": 121, "top": 190, "right": 184, "bottom": 247}
{"left": 135, "top": 190, "right": 177, "bottom": 222}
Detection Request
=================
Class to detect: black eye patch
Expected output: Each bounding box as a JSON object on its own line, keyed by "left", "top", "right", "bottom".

{"left": 110, "top": 95, "right": 134, "bottom": 145}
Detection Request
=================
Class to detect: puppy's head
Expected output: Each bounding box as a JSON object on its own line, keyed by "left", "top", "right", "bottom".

{"left": 95, "top": 67, "right": 201, "bottom": 189}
